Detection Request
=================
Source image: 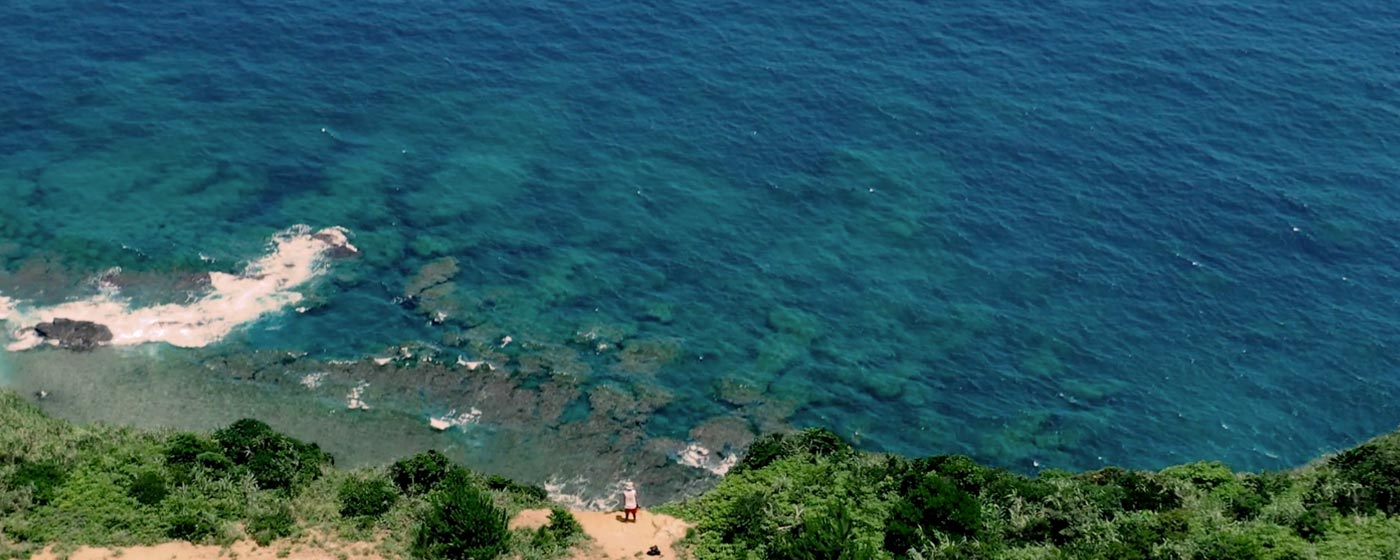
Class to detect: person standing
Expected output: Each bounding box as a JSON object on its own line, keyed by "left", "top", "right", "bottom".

{"left": 622, "top": 482, "right": 639, "bottom": 522}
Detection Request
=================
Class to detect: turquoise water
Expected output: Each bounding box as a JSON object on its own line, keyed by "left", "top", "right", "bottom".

{"left": 3, "top": 0, "right": 1400, "bottom": 486}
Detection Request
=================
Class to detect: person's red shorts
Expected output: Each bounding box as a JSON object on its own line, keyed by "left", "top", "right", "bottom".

{"left": 625, "top": 508, "right": 638, "bottom": 515}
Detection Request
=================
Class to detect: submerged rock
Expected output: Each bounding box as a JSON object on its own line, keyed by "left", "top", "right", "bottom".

{"left": 33, "top": 318, "right": 113, "bottom": 351}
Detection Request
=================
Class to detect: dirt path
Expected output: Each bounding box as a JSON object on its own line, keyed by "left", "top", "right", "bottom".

{"left": 30, "top": 537, "right": 382, "bottom": 560}
{"left": 27, "top": 508, "right": 691, "bottom": 560}
{"left": 512, "top": 508, "right": 692, "bottom": 560}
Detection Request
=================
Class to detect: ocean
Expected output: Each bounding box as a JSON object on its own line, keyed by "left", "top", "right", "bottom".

{"left": 2, "top": 0, "right": 1399, "bottom": 501}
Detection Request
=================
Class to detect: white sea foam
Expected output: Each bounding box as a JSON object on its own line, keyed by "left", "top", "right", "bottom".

{"left": 300, "top": 371, "right": 328, "bottom": 389}
{"left": 428, "top": 407, "right": 482, "bottom": 431}
{"left": 676, "top": 442, "right": 738, "bottom": 476}
{"left": 346, "top": 381, "right": 370, "bottom": 410}
{"left": 0, "top": 226, "right": 356, "bottom": 351}
{"left": 543, "top": 476, "right": 630, "bottom": 511}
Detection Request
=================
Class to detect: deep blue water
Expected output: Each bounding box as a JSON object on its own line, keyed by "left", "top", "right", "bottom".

{"left": 3, "top": 0, "right": 1400, "bottom": 475}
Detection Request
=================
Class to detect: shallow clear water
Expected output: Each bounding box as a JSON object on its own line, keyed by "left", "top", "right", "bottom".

{"left": 3, "top": 0, "right": 1400, "bottom": 491}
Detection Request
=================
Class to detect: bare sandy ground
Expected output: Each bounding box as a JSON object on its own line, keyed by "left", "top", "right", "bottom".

{"left": 511, "top": 508, "right": 691, "bottom": 560}
{"left": 30, "top": 536, "right": 382, "bottom": 560}
{"left": 27, "top": 509, "right": 691, "bottom": 560}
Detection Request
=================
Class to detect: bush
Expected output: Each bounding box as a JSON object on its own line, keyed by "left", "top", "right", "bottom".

{"left": 1159, "top": 461, "right": 1236, "bottom": 491}
{"left": 719, "top": 491, "right": 770, "bottom": 547}
{"left": 772, "top": 503, "right": 876, "bottom": 560}
{"left": 126, "top": 470, "right": 168, "bottom": 506}
{"left": 1330, "top": 436, "right": 1400, "bottom": 514}
{"left": 165, "top": 433, "right": 222, "bottom": 467}
{"left": 391, "top": 450, "right": 454, "bottom": 495}
{"left": 544, "top": 507, "right": 582, "bottom": 541}
{"left": 733, "top": 428, "right": 853, "bottom": 474}
{"left": 247, "top": 505, "right": 295, "bottom": 546}
{"left": 6, "top": 461, "right": 66, "bottom": 506}
{"left": 885, "top": 473, "right": 982, "bottom": 556}
{"left": 412, "top": 478, "right": 510, "bottom": 560}
{"left": 166, "top": 509, "right": 220, "bottom": 542}
{"left": 531, "top": 507, "right": 584, "bottom": 551}
{"left": 213, "top": 419, "right": 330, "bottom": 492}
{"left": 484, "top": 474, "right": 549, "bottom": 502}
{"left": 339, "top": 476, "right": 398, "bottom": 519}
{"left": 1081, "top": 467, "right": 1180, "bottom": 512}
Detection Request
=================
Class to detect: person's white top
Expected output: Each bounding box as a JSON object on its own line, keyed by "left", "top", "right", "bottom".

{"left": 623, "top": 488, "right": 638, "bottom": 509}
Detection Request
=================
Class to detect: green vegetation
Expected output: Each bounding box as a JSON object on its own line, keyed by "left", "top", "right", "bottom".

{"left": 7, "top": 388, "right": 1400, "bottom": 560}
{"left": 411, "top": 476, "right": 510, "bottom": 560}
{"left": 665, "top": 427, "right": 1400, "bottom": 559}
{"left": 0, "top": 391, "right": 565, "bottom": 559}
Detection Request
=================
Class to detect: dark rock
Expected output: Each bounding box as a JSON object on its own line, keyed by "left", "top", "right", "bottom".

{"left": 33, "top": 318, "right": 113, "bottom": 351}
{"left": 647, "top": 545, "right": 661, "bottom": 556}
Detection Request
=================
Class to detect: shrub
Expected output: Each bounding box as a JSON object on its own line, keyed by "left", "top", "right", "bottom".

{"left": 544, "top": 507, "right": 582, "bottom": 542}
{"left": 126, "top": 470, "right": 168, "bottom": 506}
{"left": 885, "top": 473, "right": 982, "bottom": 556}
{"left": 6, "top": 461, "right": 66, "bottom": 506}
{"left": 484, "top": 474, "right": 549, "bottom": 502}
{"left": 531, "top": 507, "right": 583, "bottom": 550}
{"left": 1330, "top": 436, "right": 1400, "bottom": 514}
{"left": 339, "top": 476, "right": 398, "bottom": 519}
{"left": 196, "top": 451, "right": 235, "bottom": 472}
{"left": 247, "top": 505, "right": 295, "bottom": 546}
{"left": 733, "top": 428, "right": 853, "bottom": 474}
{"left": 391, "top": 450, "right": 453, "bottom": 495}
{"left": 1081, "top": 467, "right": 1180, "bottom": 512}
{"left": 412, "top": 478, "right": 510, "bottom": 560}
{"left": 1159, "top": 461, "right": 1236, "bottom": 491}
{"left": 166, "top": 509, "right": 220, "bottom": 542}
{"left": 719, "top": 491, "right": 770, "bottom": 547}
{"left": 772, "top": 503, "right": 876, "bottom": 560}
{"left": 733, "top": 433, "right": 789, "bottom": 473}
{"left": 213, "top": 419, "right": 330, "bottom": 492}
{"left": 1196, "top": 524, "right": 1307, "bottom": 560}
{"left": 165, "top": 433, "right": 222, "bottom": 467}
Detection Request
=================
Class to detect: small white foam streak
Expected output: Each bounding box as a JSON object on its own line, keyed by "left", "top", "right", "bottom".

{"left": 544, "top": 476, "right": 630, "bottom": 511}
{"left": 0, "top": 226, "right": 356, "bottom": 351}
{"left": 676, "top": 442, "right": 738, "bottom": 476}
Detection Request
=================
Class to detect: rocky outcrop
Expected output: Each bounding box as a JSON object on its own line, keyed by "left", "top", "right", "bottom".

{"left": 33, "top": 318, "right": 113, "bottom": 351}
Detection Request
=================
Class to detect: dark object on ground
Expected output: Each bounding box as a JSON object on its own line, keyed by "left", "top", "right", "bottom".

{"left": 647, "top": 545, "right": 662, "bottom": 556}
{"left": 33, "top": 318, "right": 113, "bottom": 350}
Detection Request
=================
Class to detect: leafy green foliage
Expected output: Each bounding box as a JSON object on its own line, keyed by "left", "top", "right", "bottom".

{"left": 1330, "top": 433, "right": 1400, "bottom": 514}
{"left": 338, "top": 475, "right": 398, "bottom": 519}
{"left": 127, "top": 470, "right": 169, "bottom": 506}
{"left": 390, "top": 449, "right": 453, "bottom": 495}
{"left": 413, "top": 477, "right": 511, "bottom": 560}
{"left": 731, "top": 428, "right": 853, "bottom": 474}
{"left": 772, "top": 502, "right": 877, "bottom": 560}
{"left": 213, "top": 419, "right": 331, "bottom": 492}
{"left": 530, "top": 507, "right": 585, "bottom": 552}
{"left": 6, "top": 461, "right": 66, "bottom": 505}
{"left": 485, "top": 474, "right": 550, "bottom": 502}
{"left": 885, "top": 473, "right": 983, "bottom": 556}
{"left": 246, "top": 504, "right": 295, "bottom": 546}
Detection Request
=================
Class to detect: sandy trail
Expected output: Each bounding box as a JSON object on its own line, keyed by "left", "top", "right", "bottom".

{"left": 27, "top": 509, "right": 691, "bottom": 560}
{"left": 30, "top": 536, "right": 381, "bottom": 560}
{"left": 512, "top": 508, "right": 692, "bottom": 560}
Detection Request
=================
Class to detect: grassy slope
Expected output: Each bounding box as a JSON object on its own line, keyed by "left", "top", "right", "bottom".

{"left": 0, "top": 391, "right": 575, "bottom": 559}
{"left": 4, "top": 389, "right": 1400, "bottom": 559}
